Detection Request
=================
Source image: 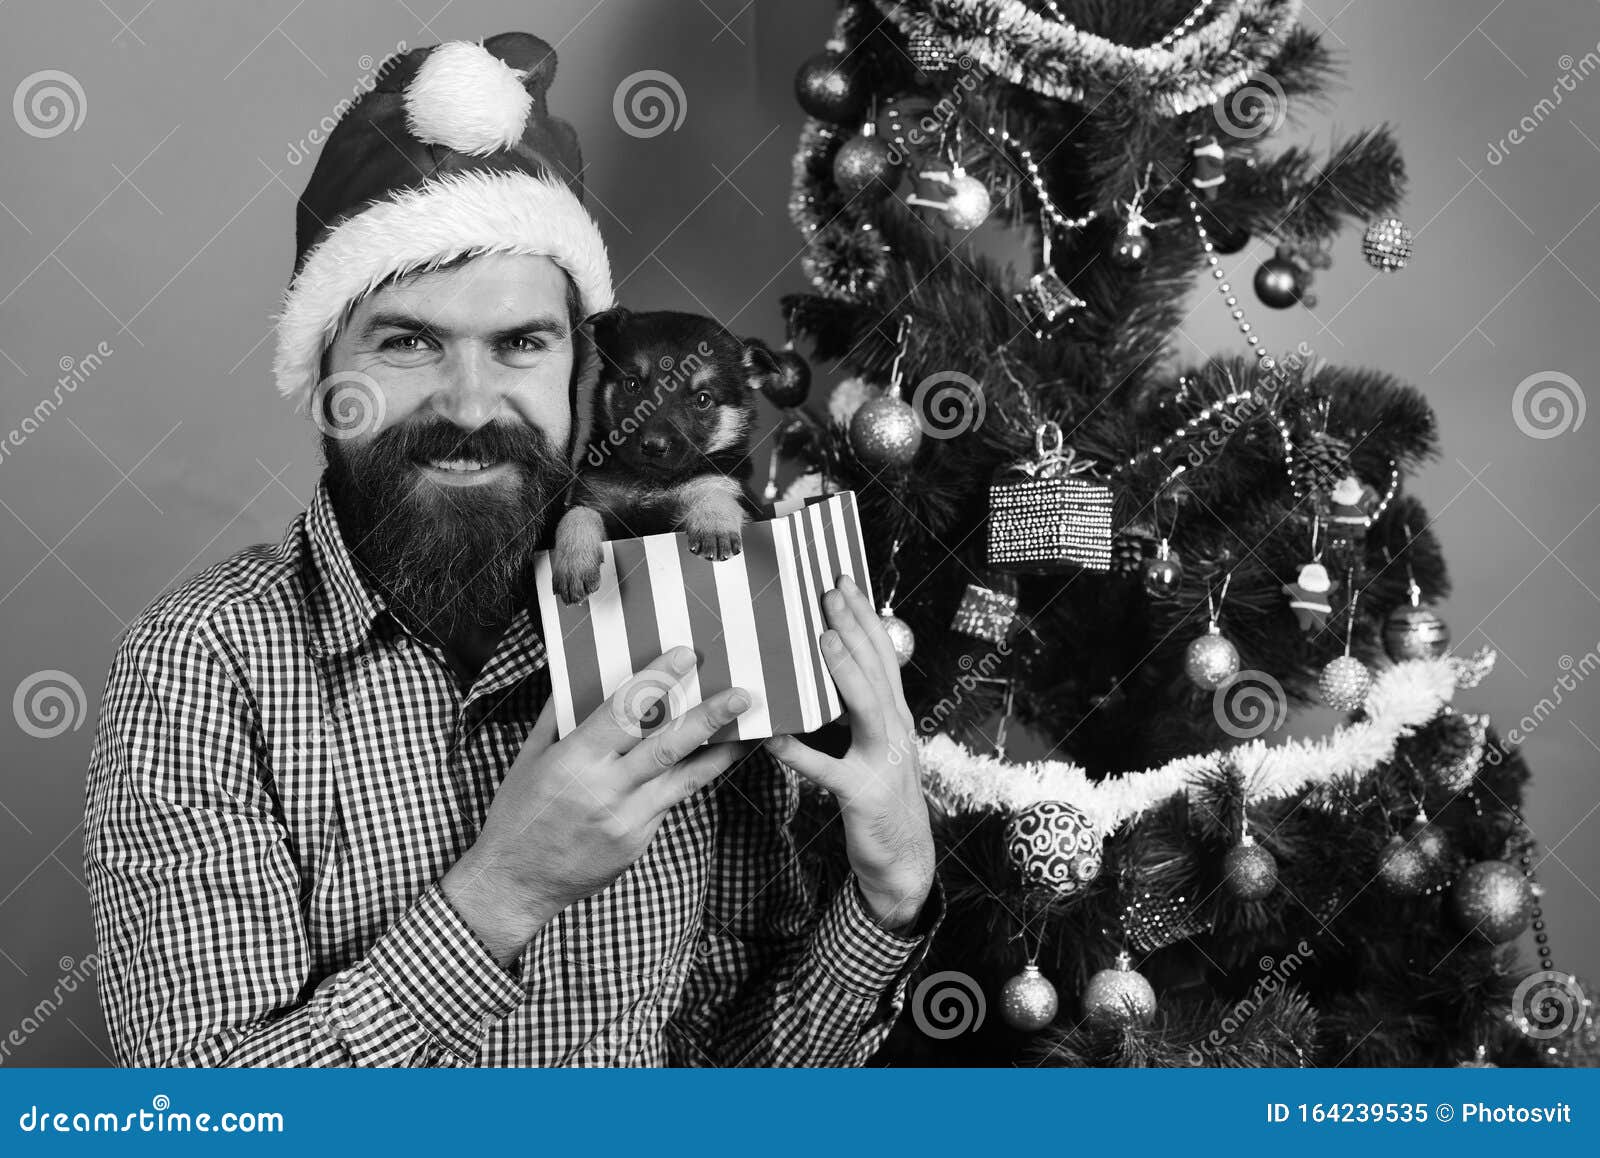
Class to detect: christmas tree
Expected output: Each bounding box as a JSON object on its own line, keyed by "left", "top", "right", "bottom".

{"left": 765, "top": 0, "right": 1596, "bottom": 1066}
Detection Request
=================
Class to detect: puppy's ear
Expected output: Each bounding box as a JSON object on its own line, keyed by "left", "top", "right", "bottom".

{"left": 741, "top": 338, "right": 781, "bottom": 389}
{"left": 584, "top": 305, "right": 631, "bottom": 341}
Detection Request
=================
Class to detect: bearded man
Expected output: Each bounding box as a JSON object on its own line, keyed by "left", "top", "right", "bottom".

{"left": 83, "top": 32, "right": 937, "bottom": 1068}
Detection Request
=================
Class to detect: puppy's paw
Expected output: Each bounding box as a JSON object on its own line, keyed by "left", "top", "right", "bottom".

{"left": 552, "top": 505, "right": 606, "bottom": 604}
{"left": 687, "top": 525, "right": 743, "bottom": 562}
{"left": 552, "top": 554, "right": 602, "bottom": 604}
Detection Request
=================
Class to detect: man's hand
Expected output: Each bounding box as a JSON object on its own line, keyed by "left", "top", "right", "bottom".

{"left": 763, "top": 575, "right": 935, "bottom": 934}
{"left": 442, "top": 647, "right": 750, "bottom": 966}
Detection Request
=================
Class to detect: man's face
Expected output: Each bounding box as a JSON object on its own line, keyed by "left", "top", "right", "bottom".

{"left": 319, "top": 251, "right": 579, "bottom": 643}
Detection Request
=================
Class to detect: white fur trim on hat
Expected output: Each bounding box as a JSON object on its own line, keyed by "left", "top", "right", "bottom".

{"left": 274, "top": 169, "right": 614, "bottom": 464}
{"left": 404, "top": 40, "right": 533, "bottom": 156}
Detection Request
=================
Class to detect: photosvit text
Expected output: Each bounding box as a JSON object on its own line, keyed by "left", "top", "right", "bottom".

{"left": 1265, "top": 1102, "right": 1573, "bottom": 1125}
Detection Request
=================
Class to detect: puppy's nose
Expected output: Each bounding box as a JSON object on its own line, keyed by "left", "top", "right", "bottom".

{"left": 640, "top": 434, "right": 669, "bottom": 458}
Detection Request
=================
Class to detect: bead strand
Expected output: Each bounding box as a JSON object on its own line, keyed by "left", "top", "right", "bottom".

{"left": 984, "top": 122, "right": 1099, "bottom": 234}
{"left": 1188, "top": 194, "right": 1274, "bottom": 367}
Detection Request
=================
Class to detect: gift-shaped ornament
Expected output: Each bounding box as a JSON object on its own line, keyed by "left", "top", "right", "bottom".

{"left": 987, "top": 421, "right": 1115, "bottom": 574}
{"left": 951, "top": 571, "right": 1020, "bottom": 643}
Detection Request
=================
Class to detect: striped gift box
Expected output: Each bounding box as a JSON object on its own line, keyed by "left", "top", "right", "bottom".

{"left": 533, "top": 491, "right": 874, "bottom": 742}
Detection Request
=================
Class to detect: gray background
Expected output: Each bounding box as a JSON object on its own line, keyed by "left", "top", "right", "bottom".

{"left": 1, "top": 0, "right": 1596, "bottom": 1065}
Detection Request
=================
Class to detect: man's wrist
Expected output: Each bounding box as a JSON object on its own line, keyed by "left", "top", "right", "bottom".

{"left": 856, "top": 875, "right": 933, "bottom": 936}
{"left": 440, "top": 849, "right": 554, "bottom": 968}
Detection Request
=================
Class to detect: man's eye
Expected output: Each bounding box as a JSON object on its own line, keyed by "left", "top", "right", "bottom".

{"left": 693, "top": 391, "right": 714, "bottom": 410}
{"left": 505, "top": 335, "right": 547, "bottom": 353}
{"left": 383, "top": 334, "right": 432, "bottom": 352}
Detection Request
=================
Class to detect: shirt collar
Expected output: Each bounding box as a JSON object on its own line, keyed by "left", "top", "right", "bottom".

{"left": 304, "top": 473, "right": 394, "bottom": 659}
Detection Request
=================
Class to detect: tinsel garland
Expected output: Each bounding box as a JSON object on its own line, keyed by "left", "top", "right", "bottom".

{"left": 918, "top": 649, "right": 1497, "bottom": 832}
{"left": 875, "top": 0, "right": 1303, "bottom": 115}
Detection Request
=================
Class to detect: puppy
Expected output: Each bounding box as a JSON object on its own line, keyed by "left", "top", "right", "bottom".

{"left": 551, "top": 308, "right": 777, "bottom": 603}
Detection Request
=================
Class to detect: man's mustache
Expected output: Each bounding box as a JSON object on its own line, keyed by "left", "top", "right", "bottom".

{"left": 362, "top": 418, "right": 569, "bottom": 471}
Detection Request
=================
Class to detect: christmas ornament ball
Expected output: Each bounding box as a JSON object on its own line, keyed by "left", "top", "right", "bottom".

{"left": 764, "top": 348, "right": 812, "bottom": 409}
{"left": 1319, "top": 655, "right": 1372, "bottom": 711}
{"left": 1222, "top": 837, "right": 1278, "bottom": 901}
{"left": 937, "top": 173, "right": 992, "bottom": 230}
{"left": 1383, "top": 604, "right": 1450, "bottom": 661}
{"left": 848, "top": 394, "right": 923, "bottom": 468}
{"left": 879, "top": 610, "right": 915, "bottom": 667}
{"left": 1184, "top": 627, "right": 1241, "bottom": 690}
{"left": 1456, "top": 1044, "right": 1498, "bottom": 1068}
{"left": 1362, "top": 217, "right": 1414, "bottom": 272}
{"left": 1141, "top": 547, "right": 1184, "bottom": 599}
{"left": 794, "top": 51, "right": 866, "bottom": 123}
{"left": 1254, "top": 256, "right": 1304, "bottom": 308}
{"left": 1082, "top": 952, "right": 1158, "bottom": 1030}
{"left": 832, "top": 134, "right": 902, "bottom": 202}
{"left": 1004, "top": 800, "right": 1103, "bottom": 899}
{"left": 1000, "top": 964, "right": 1059, "bottom": 1032}
{"left": 1108, "top": 223, "right": 1151, "bottom": 271}
{"left": 1376, "top": 834, "right": 1432, "bottom": 897}
{"left": 1449, "top": 860, "right": 1535, "bottom": 944}
{"left": 1402, "top": 817, "right": 1452, "bottom": 871}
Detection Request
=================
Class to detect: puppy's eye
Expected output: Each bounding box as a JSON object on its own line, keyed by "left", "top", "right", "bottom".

{"left": 621, "top": 375, "right": 642, "bottom": 394}
{"left": 693, "top": 391, "right": 714, "bottom": 410}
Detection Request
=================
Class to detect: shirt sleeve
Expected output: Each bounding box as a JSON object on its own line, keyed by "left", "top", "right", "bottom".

{"left": 82, "top": 615, "right": 525, "bottom": 1067}
{"left": 664, "top": 746, "right": 941, "bottom": 1067}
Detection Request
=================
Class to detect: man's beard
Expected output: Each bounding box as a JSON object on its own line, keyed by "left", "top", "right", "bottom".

{"left": 321, "top": 417, "right": 572, "bottom": 644}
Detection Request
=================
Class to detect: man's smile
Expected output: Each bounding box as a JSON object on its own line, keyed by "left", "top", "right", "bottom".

{"left": 416, "top": 457, "right": 520, "bottom": 486}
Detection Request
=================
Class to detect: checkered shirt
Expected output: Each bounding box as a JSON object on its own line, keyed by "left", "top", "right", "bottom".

{"left": 83, "top": 474, "right": 937, "bottom": 1067}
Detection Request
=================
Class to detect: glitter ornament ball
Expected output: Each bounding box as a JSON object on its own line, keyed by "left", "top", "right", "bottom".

{"left": 848, "top": 394, "right": 923, "bottom": 468}
{"left": 1319, "top": 655, "right": 1372, "bottom": 711}
{"left": 1000, "top": 964, "right": 1059, "bottom": 1032}
{"left": 1384, "top": 603, "right": 1450, "bottom": 661}
{"left": 1254, "top": 256, "right": 1304, "bottom": 308}
{"left": 879, "top": 609, "right": 915, "bottom": 667}
{"left": 1141, "top": 542, "right": 1184, "bottom": 599}
{"left": 765, "top": 348, "right": 811, "bottom": 409}
{"left": 832, "top": 133, "right": 902, "bottom": 202}
{"left": 1449, "top": 861, "right": 1535, "bottom": 944}
{"left": 1222, "top": 836, "right": 1278, "bottom": 901}
{"left": 794, "top": 50, "right": 866, "bottom": 123}
{"left": 1004, "top": 800, "right": 1103, "bottom": 899}
{"left": 1184, "top": 625, "right": 1241, "bottom": 690}
{"left": 1362, "top": 216, "right": 1414, "bottom": 272}
{"left": 1456, "top": 1044, "right": 1498, "bottom": 1068}
{"left": 1403, "top": 817, "right": 1452, "bottom": 873}
{"left": 937, "top": 172, "right": 992, "bottom": 230}
{"left": 1082, "top": 952, "right": 1158, "bottom": 1030}
{"left": 1377, "top": 834, "right": 1432, "bottom": 897}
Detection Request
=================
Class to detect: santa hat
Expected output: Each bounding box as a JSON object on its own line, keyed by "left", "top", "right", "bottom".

{"left": 274, "top": 32, "right": 614, "bottom": 462}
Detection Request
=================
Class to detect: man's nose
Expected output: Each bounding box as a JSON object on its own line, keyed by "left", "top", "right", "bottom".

{"left": 640, "top": 434, "right": 669, "bottom": 458}
{"left": 431, "top": 349, "right": 501, "bottom": 428}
